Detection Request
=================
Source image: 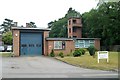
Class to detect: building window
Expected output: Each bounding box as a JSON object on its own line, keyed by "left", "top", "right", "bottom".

{"left": 73, "top": 27, "right": 77, "bottom": 32}
{"left": 69, "top": 28, "right": 71, "bottom": 33}
{"left": 73, "top": 36, "right": 77, "bottom": 38}
{"left": 73, "top": 20, "right": 76, "bottom": 24}
{"left": 79, "top": 40, "right": 84, "bottom": 48}
{"left": 75, "top": 40, "right": 94, "bottom": 48}
{"left": 75, "top": 41, "right": 79, "bottom": 48}
{"left": 69, "top": 36, "right": 71, "bottom": 38}
{"left": 54, "top": 41, "right": 65, "bottom": 49}
{"left": 69, "top": 20, "right": 71, "bottom": 25}
{"left": 85, "top": 40, "right": 89, "bottom": 48}
{"left": 89, "top": 40, "right": 94, "bottom": 46}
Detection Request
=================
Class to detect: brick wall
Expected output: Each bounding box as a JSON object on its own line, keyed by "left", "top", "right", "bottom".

{"left": 67, "top": 21, "right": 73, "bottom": 38}
{"left": 47, "top": 40, "right": 75, "bottom": 55}
{"left": 43, "top": 31, "right": 49, "bottom": 56}
{"left": 73, "top": 27, "right": 82, "bottom": 38}
{"left": 12, "top": 30, "right": 20, "bottom": 56}
{"left": 94, "top": 39, "right": 100, "bottom": 50}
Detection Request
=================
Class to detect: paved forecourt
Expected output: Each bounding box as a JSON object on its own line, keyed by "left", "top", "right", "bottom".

{"left": 2, "top": 56, "right": 118, "bottom": 78}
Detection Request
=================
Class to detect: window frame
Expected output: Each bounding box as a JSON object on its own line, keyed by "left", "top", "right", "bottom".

{"left": 54, "top": 41, "right": 65, "bottom": 50}
{"left": 75, "top": 40, "right": 95, "bottom": 48}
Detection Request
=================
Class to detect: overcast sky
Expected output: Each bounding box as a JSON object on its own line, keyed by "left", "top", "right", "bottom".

{"left": 0, "top": 0, "right": 98, "bottom": 28}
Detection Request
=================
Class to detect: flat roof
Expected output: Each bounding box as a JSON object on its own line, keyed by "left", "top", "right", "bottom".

{"left": 46, "top": 38, "right": 100, "bottom": 41}
{"left": 75, "top": 38, "right": 101, "bottom": 40}
{"left": 12, "top": 27, "right": 51, "bottom": 31}
{"left": 46, "top": 38, "right": 73, "bottom": 41}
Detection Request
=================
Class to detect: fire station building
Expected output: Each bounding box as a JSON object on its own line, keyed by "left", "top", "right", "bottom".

{"left": 12, "top": 17, "right": 100, "bottom": 56}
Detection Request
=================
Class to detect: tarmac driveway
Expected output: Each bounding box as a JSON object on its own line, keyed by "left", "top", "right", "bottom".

{"left": 1, "top": 56, "right": 118, "bottom": 78}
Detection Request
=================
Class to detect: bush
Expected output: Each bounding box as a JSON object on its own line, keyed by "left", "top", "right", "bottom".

{"left": 2, "top": 31, "right": 13, "bottom": 45}
{"left": 78, "top": 48, "right": 85, "bottom": 55}
{"left": 73, "top": 49, "right": 82, "bottom": 57}
{"left": 50, "top": 49, "right": 55, "bottom": 57}
{"left": 58, "top": 52, "right": 64, "bottom": 58}
{"left": 88, "top": 46, "right": 96, "bottom": 56}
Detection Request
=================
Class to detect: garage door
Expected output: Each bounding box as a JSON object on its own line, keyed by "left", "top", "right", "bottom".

{"left": 20, "top": 32, "right": 42, "bottom": 56}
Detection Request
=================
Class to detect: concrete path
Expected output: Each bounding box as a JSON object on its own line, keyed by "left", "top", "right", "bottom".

{"left": 1, "top": 56, "right": 118, "bottom": 78}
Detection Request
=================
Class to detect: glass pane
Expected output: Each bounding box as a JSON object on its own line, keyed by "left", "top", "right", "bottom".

{"left": 59, "top": 41, "right": 62, "bottom": 49}
{"left": 85, "top": 45, "right": 90, "bottom": 48}
{"left": 90, "top": 43, "right": 94, "bottom": 46}
{"left": 78, "top": 40, "right": 84, "bottom": 43}
{"left": 75, "top": 41, "right": 79, "bottom": 48}
{"left": 54, "top": 41, "right": 58, "bottom": 49}
{"left": 54, "top": 41, "right": 62, "bottom": 49}
{"left": 75, "top": 41, "right": 78, "bottom": 45}
{"left": 75, "top": 45, "right": 79, "bottom": 48}
{"left": 54, "top": 45, "right": 58, "bottom": 49}
{"left": 89, "top": 40, "right": 94, "bottom": 43}
{"left": 85, "top": 40, "right": 90, "bottom": 48}
{"left": 79, "top": 43, "right": 84, "bottom": 48}
{"left": 85, "top": 40, "right": 89, "bottom": 45}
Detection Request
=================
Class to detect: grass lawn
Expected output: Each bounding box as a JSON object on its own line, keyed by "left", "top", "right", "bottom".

{"left": 0, "top": 52, "right": 13, "bottom": 57}
{"left": 56, "top": 52, "right": 118, "bottom": 71}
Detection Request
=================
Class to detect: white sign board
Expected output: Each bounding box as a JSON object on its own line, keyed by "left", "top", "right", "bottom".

{"left": 97, "top": 51, "right": 109, "bottom": 63}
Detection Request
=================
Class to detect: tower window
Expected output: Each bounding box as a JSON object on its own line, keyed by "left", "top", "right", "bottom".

{"left": 69, "top": 28, "right": 71, "bottom": 33}
{"left": 73, "top": 20, "right": 76, "bottom": 24}
{"left": 69, "top": 20, "right": 71, "bottom": 25}
{"left": 73, "top": 36, "right": 77, "bottom": 38}
{"left": 73, "top": 27, "right": 77, "bottom": 32}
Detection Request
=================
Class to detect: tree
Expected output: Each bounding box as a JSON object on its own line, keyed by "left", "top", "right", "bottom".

{"left": 26, "top": 22, "right": 37, "bottom": 28}
{"left": 0, "top": 18, "right": 14, "bottom": 33}
{"left": 66, "top": 7, "right": 81, "bottom": 18}
{"left": 2, "top": 31, "right": 13, "bottom": 45}
{"left": 48, "top": 21, "right": 54, "bottom": 28}
{"left": 82, "top": 2, "right": 120, "bottom": 50}
{"left": 49, "top": 17, "right": 68, "bottom": 38}
{"left": 97, "top": 0, "right": 119, "bottom": 6}
{"left": 29, "top": 22, "right": 37, "bottom": 28}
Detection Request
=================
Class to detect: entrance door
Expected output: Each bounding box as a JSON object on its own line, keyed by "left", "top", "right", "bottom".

{"left": 20, "top": 32, "right": 42, "bottom": 56}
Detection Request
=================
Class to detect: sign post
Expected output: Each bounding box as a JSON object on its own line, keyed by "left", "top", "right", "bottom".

{"left": 97, "top": 51, "right": 109, "bottom": 63}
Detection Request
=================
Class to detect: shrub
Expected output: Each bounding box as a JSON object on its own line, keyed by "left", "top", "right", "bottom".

{"left": 50, "top": 49, "right": 55, "bottom": 57}
{"left": 73, "top": 49, "right": 82, "bottom": 57}
{"left": 2, "top": 31, "right": 13, "bottom": 45}
{"left": 58, "top": 52, "right": 64, "bottom": 58}
{"left": 78, "top": 48, "right": 85, "bottom": 55}
{"left": 88, "top": 46, "right": 96, "bottom": 56}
